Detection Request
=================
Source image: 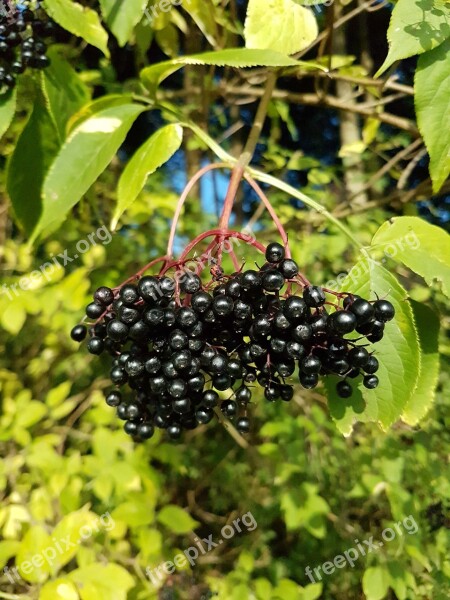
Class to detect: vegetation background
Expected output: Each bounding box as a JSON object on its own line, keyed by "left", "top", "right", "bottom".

{"left": 0, "top": 1, "right": 449, "bottom": 599}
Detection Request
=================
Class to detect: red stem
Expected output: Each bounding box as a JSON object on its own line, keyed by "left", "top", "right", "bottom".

{"left": 244, "top": 174, "right": 291, "bottom": 258}
{"left": 113, "top": 255, "right": 169, "bottom": 290}
{"left": 218, "top": 165, "right": 245, "bottom": 231}
{"left": 186, "top": 229, "right": 266, "bottom": 261}
{"left": 166, "top": 162, "right": 229, "bottom": 258}
{"left": 159, "top": 230, "right": 266, "bottom": 276}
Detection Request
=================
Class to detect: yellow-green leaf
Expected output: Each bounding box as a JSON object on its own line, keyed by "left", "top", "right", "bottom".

{"left": 112, "top": 124, "right": 183, "bottom": 229}
{"left": 40, "top": 579, "right": 80, "bottom": 600}
{"left": 141, "top": 48, "right": 312, "bottom": 96}
{"left": 371, "top": 216, "right": 450, "bottom": 297}
{"left": 244, "top": 0, "right": 318, "bottom": 55}
{"left": 69, "top": 563, "right": 135, "bottom": 600}
{"left": 157, "top": 505, "right": 199, "bottom": 534}
{"left": 0, "top": 87, "right": 16, "bottom": 140}
{"left": 376, "top": 0, "right": 450, "bottom": 76}
{"left": 16, "top": 525, "right": 52, "bottom": 583}
{"left": 363, "top": 566, "right": 390, "bottom": 600}
{"left": 43, "top": 0, "right": 110, "bottom": 57}
{"left": 182, "top": 0, "right": 218, "bottom": 46}
{"left": 325, "top": 260, "right": 421, "bottom": 435}
{"left": 0, "top": 301, "right": 27, "bottom": 334}
{"left": 33, "top": 103, "right": 146, "bottom": 241}
{"left": 402, "top": 301, "right": 440, "bottom": 425}
{"left": 99, "top": 0, "right": 148, "bottom": 47}
{"left": 50, "top": 510, "right": 100, "bottom": 573}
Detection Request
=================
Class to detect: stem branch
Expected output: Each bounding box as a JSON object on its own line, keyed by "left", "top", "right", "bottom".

{"left": 244, "top": 174, "right": 291, "bottom": 258}
{"left": 167, "top": 162, "right": 229, "bottom": 258}
{"left": 218, "top": 71, "right": 278, "bottom": 232}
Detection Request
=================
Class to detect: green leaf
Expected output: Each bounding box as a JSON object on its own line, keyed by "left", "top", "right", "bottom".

{"left": 0, "top": 87, "right": 16, "bottom": 140}
{"left": 157, "top": 505, "right": 199, "bottom": 534}
{"left": 43, "top": 0, "right": 110, "bottom": 57}
{"left": 272, "top": 579, "right": 303, "bottom": 600}
{"left": 50, "top": 510, "right": 100, "bottom": 573}
{"left": 371, "top": 216, "right": 450, "bottom": 297}
{"left": 7, "top": 98, "right": 60, "bottom": 235}
{"left": 0, "top": 540, "right": 21, "bottom": 570}
{"left": 301, "top": 583, "right": 323, "bottom": 600}
{"left": 415, "top": 39, "right": 450, "bottom": 193}
{"left": 386, "top": 562, "right": 408, "bottom": 600}
{"left": 325, "top": 260, "right": 421, "bottom": 435}
{"left": 244, "top": 0, "right": 318, "bottom": 55}
{"left": 156, "top": 23, "right": 180, "bottom": 58}
{"left": 67, "top": 94, "right": 135, "bottom": 133}
{"left": 281, "top": 483, "right": 329, "bottom": 538}
{"left": 141, "top": 49, "right": 313, "bottom": 96}
{"left": 376, "top": 0, "right": 450, "bottom": 76}
{"left": 33, "top": 103, "right": 146, "bottom": 241}
{"left": 402, "top": 301, "right": 440, "bottom": 425}
{"left": 46, "top": 381, "right": 72, "bottom": 408}
{"left": 15, "top": 401, "right": 47, "bottom": 428}
{"left": 0, "top": 302, "right": 27, "bottom": 334}
{"left": 112, "top": 124, "right": 183, "bottom": 229}
{"left": 112, "top": 497, "right": 155, "bottom": 527}
{"left": 40, "top": 579, "right": 80, "bottom": 600}
{"left": 99, "top": 0, "right": 148, "bottom": 47}
{"left": 41, "top": 48, "right": 90, "bottom": 141}
{"left": 69, "top": 563, "right": 134, "bottom": 600}
{"left": 16, "top": 525, "right": 52, "bottom": 583}
{"left": 182, "top": 0, "right": 218, "bottom": 46}
{"left": 362, "top": 566, "right": 390, "bottom": 600}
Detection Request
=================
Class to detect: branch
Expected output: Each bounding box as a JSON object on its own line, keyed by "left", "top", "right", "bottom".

{"left": 295, "top": 0, "right": 386, "bottom": 59}
{"left": 218, "top": 71, "right": 278, "bottom": 232}
{"left": 223, "top": 86, "right": 419, "bottom": 135}
{"left": 397, "top": 146, "right": 428, "bottom": 190}
{"left": 347, "top": 138, "right": 423, "bottom": 202}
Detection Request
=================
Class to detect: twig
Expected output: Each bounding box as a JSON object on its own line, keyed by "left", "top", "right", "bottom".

{"left": 246, "top": 201, "right": 265, "bottom": 233}
{"left": 295, "top": 0, "right": 385, "bottom": 59}
{"left": 213, "top": 407, "right": 249, "bottom": 449}
{"left": 347, "top": 138, "right": 423, "bottom": 202}
{"left": 161, "top": 86, "right": 419, "bottom": 134}
{"left": 357, "top": 92, "right": 407, "bottom": 110}
{"left": 397, "top": 146, "right": 428, "bottom": 190}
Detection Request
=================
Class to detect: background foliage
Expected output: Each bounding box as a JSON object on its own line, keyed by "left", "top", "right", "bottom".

{"left": 0, "top": 1, "right": 449, "bottom": 599}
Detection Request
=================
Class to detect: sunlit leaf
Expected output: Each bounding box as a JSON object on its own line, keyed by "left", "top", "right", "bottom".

{"left": 376, "top": 0, "right": 450, "bottom": 75}
{"left": 244, "top": 0, "right": 318, "bottom": 55}
{"left": 113, "top": 124, "right": 183, "bottom": 229}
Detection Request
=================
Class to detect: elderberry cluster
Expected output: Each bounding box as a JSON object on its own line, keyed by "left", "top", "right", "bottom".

{"left": 0, "top": 1, "right": 54, "bottom": 91}
{"left": 71, "top": 242, "right": 395, "bottom": 442}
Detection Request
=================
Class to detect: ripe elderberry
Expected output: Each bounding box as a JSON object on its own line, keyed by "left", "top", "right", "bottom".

{"left": 72, "top": 240, "right": 395, "bottom": 441}
{"left": 0, "top": 2, "right": 55, "bottom": 91}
